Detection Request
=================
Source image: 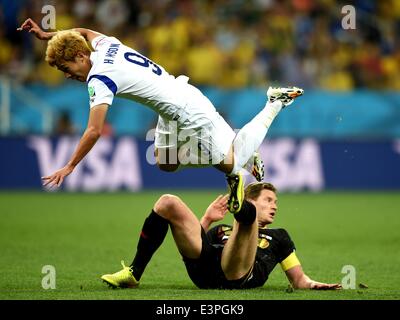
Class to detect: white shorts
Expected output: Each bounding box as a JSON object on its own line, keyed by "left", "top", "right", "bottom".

{"left": 155, "top": 84, "right": 235, "bottom": 166}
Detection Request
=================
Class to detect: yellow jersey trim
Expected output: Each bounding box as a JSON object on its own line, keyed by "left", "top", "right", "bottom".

{"left": 280, "top": 251, "right": 300, "bottom": 271}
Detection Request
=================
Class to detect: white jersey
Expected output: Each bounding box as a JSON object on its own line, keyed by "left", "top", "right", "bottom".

{"left": 87, "top": 35, "right": 236, "bottom": 166}
{"left": 87, "top": 35, "right": 207, "bottom": 121}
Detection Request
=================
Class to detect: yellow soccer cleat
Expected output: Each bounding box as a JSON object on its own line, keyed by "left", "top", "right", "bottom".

{"left": 101, "top": 261, "right": 139, "bottom": 289}
{"left": 226, "top": 173, "right": 244, "bottom": 214}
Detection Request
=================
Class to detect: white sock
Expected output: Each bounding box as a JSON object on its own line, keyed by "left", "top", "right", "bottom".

{"left": 230, "top": 100, "right": 282, "bottom": 175}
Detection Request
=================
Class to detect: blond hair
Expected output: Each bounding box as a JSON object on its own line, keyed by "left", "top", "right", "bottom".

{"left": 45, "top": 30, "right": 91, "bottom": 67}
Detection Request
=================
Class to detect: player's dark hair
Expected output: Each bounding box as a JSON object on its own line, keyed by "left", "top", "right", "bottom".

{"left": 244, "top": 182, "right": 277, "bottom": 200}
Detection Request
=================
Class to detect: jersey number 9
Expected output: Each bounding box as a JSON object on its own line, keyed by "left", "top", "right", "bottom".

{"left": 124, "top": 52, "right": 162, "bottom": 76}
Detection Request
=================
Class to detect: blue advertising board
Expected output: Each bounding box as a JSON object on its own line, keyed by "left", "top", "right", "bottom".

{"left": 0, "top": 136, "right": 399, "bottom": 191}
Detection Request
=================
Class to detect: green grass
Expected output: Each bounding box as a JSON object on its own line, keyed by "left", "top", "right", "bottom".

{"left": 0, "top": 191, "right": 399, "bottom": 300}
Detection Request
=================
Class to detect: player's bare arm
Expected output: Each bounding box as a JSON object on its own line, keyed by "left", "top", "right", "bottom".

{"left": 42, "top": 104, "right": 109, "bottom": 187}
{"left": 17, "top": 18, "right": 102, "bottom": 43}
{"left": 285, "top": 264, "right": 342, "bottom": 290}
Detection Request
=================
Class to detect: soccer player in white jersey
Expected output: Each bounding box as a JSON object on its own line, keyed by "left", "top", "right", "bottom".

{"left": 18, "top": 18, "right": 304, "bottom": 213}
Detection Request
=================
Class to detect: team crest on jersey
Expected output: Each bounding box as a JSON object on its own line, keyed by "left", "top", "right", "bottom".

{"left": 258, "top": 233, "right": 270, "bottom": 249}
{"left": 88, "top": 86, "right": 96, "bottom": 97}
{"left": 258, "top": 238, "right": 270, "bottom": 249}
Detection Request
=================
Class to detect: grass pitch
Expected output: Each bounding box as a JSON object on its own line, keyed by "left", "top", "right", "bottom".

{"left": 0, "top": 190, "right": 399, "bottom": 300}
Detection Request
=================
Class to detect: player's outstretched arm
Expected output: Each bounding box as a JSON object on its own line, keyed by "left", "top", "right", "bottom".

{"left": 17, "top": 18, "right": 55, "bottom": 40}
{"left": 42, "top": 104, "right": 109, "bottom": 188}
{"left": 72, "top": 28, "right": 104, "bottom": 44}
{"left": 285, "top": 264, "right": 342, "bottom": 290}
{"left": 200, "top": 194, "right": 229, "bottom": 231}
{"left": 18, "top": 18, "right": 103, "bottom": 43}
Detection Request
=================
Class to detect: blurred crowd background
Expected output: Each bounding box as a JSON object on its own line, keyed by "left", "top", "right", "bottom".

{"left": 1, "top": 0, "right": 400, "bottom": 90}
{"left": 1, "top": 0, "right": 400, "bottom": 137}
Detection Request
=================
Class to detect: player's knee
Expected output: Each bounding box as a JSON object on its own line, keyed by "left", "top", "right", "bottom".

{"left": 154, "top": 194, "right": 181, "bottom": 218}
{"left": 155, "top": 148, "right": 180, "bottom": 172}
{"left": 157, "top": 162, "right": 180, "bottom": 172}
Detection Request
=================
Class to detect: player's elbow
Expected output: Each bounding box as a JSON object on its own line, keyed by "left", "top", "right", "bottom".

{"left": 86, "top": 126, "right": 102, "bottom": 139}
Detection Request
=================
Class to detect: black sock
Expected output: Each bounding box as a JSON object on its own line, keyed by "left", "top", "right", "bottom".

{"left": 234, "top": 200, "right": 256, "bottom": 225}
{"left": 130, "top": 210, "right": 169, "bottom": 280}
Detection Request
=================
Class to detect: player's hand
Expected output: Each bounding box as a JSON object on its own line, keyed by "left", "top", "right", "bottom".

{"left": 204, "top": 194, "right": 229, "bottom": 223}
{"left": 42, "top": 165, "right": 75, "bottom": 188}
{"left": 17, "top": 18, "right": 49, "bottom": 40}
{"left": 310, "top": 282, "right": 342, "bottom": 290}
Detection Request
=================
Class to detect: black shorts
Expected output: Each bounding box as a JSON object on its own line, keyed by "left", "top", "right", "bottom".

{"left": 182, "top": 227, "right": 262, "bottom": 289}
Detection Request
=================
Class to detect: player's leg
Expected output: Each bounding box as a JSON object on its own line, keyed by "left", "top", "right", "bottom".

{"left": 131, "top": 194, "right": 202, "bottom": 278}
{"left": 155, "top": 147, "right": 180, "bottom": 172}
{"left": 101, "top": 204, "right": 171, "bottom": 288}
{"left": 101, "top": 194, "right": 202, "bottom": 288}
{"left": 154, "top": 115, "right": 181, "bottom": 172}
{"left": 217, "top": 87, "right": 304, "bottom": 213}
{"left": 227, "top": 87, "right": 304, "bottom": 177}
{"left": 153, "top": 194, "right": 203, "bottom": 259}
{"left": 220, "top": 200, "right": 258, "bottom": 281}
